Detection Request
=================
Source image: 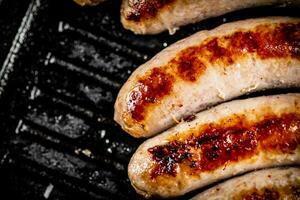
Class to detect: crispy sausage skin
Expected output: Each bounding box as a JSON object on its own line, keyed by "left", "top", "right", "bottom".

{"left": 73, "top": 0, "right": 105, "bottom": 6}
{"left": 121, "top": 0, "right": 300, "bottom": 34}
{"left": 128, "top": 94, "right": 300, "bottom": 198}
{"left": 191, "top": 167, "right": 300, "bottom": 200}
{"left": 114, "top": 17, "right": 300, "bottom": 138}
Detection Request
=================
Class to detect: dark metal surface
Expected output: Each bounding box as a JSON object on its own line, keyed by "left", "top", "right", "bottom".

{"left": 0, "top": 0, "right": 299, "bottom": 199}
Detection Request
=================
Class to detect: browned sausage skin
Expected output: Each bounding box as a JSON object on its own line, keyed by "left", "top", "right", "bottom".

{"left": 73, "top": 0, "right": 105, "bottom": 6}
{"left": 191, "top": 167, "right": 300, "bottom": 200}
{"left": 114, "top": 17, "right": 300, "bottom": 138}
{"left": 128, "top": 94, "right": 300, "bottom": 198}
{"left": 121, "top": 0, "right": 300, "bottom": 34}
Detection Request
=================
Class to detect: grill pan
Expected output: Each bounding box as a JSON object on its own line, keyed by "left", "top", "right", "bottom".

{"left": 0, "top": 0, "right": 299, "bottom": 199}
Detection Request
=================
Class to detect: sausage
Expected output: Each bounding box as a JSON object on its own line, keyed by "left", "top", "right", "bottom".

{"left": 121, "top": 0, "right": 300, "bottom": 34}
{"left": 128, "top": 94, "right": 300, "bottom": 198}
{"left": 73, "top": 0, "right": 105, "bottom": 6}
{"left": 114, "top": 17, "right": 300, "bottom": 138}
{"left": 191, "top": 167, "right": 300, "bottom": 200}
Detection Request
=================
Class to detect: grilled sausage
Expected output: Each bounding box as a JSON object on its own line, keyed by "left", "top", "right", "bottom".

{"left": 121, "top": 0, "right": 300, "bottom": 34}
{"left": 73, "top": 0, "right": 105, "bottom": 6}
{"left": 114, "top": 17, "right": 300, "bottom": 138}
{"left": 191, "top": 167, "right": 300, "bottom": 200}
{"left": 128, "top": 94, "right": 300, "bottom": 198}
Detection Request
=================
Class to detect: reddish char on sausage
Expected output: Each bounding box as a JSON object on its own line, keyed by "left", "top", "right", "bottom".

{"left": 128, "top": 94, "right": 300, "bottom": 198}
{"left": 114, "top": 17, "right": 300, "bottom": 138}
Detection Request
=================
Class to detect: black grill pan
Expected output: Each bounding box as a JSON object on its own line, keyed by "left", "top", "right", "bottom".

{"left": 0, "top": 0, "right": 299, "bottom": 199}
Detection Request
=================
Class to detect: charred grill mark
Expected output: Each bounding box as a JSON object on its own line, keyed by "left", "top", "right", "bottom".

{"left": 148, "top": 113, "right": 300, "bottom": 179}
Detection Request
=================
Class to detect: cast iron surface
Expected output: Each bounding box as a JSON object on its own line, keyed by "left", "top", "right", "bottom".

{"left": 0, "top": 0, "right": 299, "bottom": 199}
